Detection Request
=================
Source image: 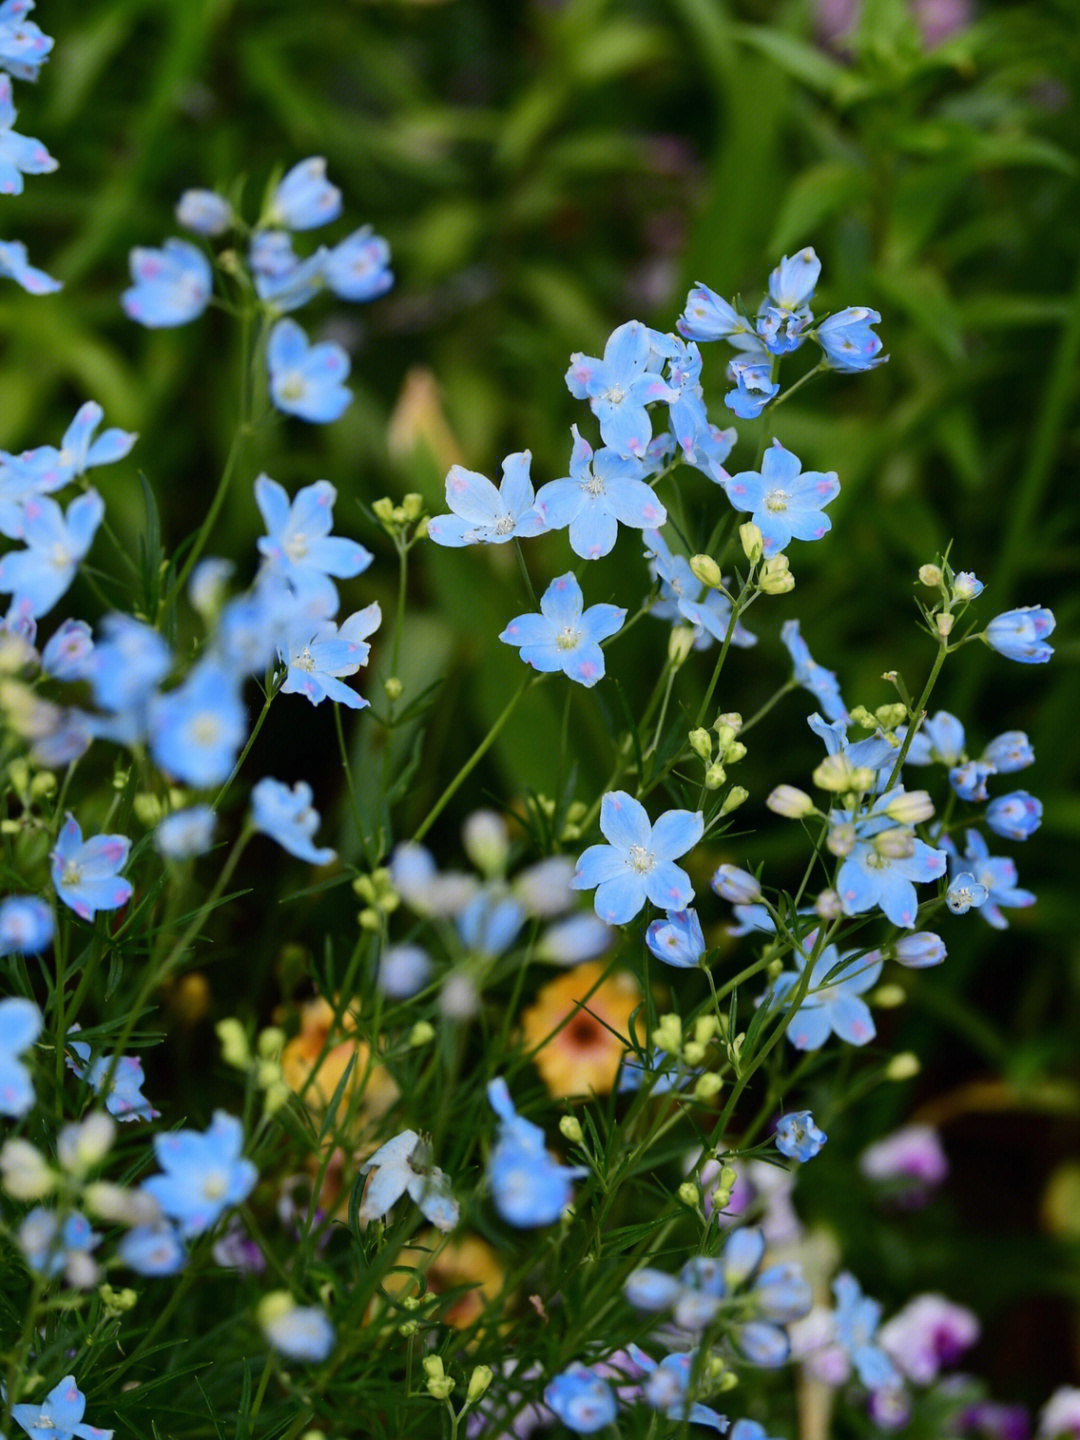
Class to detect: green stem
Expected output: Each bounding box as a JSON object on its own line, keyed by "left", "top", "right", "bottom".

{"left": 884, "top": 640, "right": 950, "bottom": 792}
{"left": 213, "top": 680, "right": 279, "bottom": 811}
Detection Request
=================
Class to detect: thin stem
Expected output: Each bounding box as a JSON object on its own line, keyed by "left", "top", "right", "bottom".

{"left": 213, "top": 679, "right": 279, "bottom": 811}
{"left": 884, "top": 640, "right": 950, "bottom": 792}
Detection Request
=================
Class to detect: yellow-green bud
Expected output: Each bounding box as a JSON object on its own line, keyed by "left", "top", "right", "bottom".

{"left": 668, "top": 626, "right": 695, "bottom": 667}
{"left": 704, "top": 762, "right": 726, "bottom": 790}
{"left": 682, "top": 1041, "right": 706, "bottom": 1066}
{"left": 848, "top": 705, "right": 876, "bottom": 730}
{"left": 29, "top": 771, "right": 56, "bottom": 799}
{"left": 875, "top": 703, "right": 908, "bottom": 731}
{"left": 399, "top": 1319, "right": 419, "bottom": 1337}
{"left": 827, "top": 822, "right": 856, "bottom": 858}
{"left": 713, "top": 724, "right": 737, "bottom": 753}
{"left": 422, "top": 1356, "right": 446, "bottom": 1381}
{"left": 216, "top": 1018, "right": 251, "bottom": 1070}
{"left": 694, "top": 1072, "right": 723, "bottom": 1101}
{"left": 873, "top": 828, "right": 915, "bottom": 860}
{"left": 257, "top": 1290, "right": 295, "bottom": 1328}
{"left": 885, "top": 790, "right": 934, "bottom": 824}
{"left": 99, "top": 1284, "right": 137, "bottom": 1315}
{"left": 358, "top": 907, "right": 380, "bottom": 931}
{"left": 651, "top": 1013, "right": 682, "bottom": 1054}
{"left": 704, "top": 1354, "right": 729, "bottom": 1384}
{"left": 384, "top": 676, "right": 404, "bottom": 701}
{"left": 886, "top": 1052, "right": 921, "bottom": 1081}
{"left": 372, "top": 497, "right": 395, "bottom": 523}
{"left": 423, "top": 1356, "right": 455, "bottom": 1400}
{"left": 409, "top": 1021, "right": 436, "bottom": 1047}
{"left": 739, "top": 523, "right": 763, "bottom": 563}
{"left": 813, "top": 753, "right": 871, "bottom": 793}
{"left": 936, "top": 612, "right": 955, "bottom": 638}
{"left": 467, "top": 1366, "right": 494, "bottom": 1404}
{"left": 759, "top": 555, "right": 794, "bottom": 594}
{"left": 263, "top": 1080, "right": 291, "bottom": 1116}
{"left": 723, "top": 741, "right": 747, "bottom": 765}
{"left": 719, "top": 786, "right": 748, "bottom": 816}
{"left": 677, "top": 1180, "right": 700, "bottom": 1208}
{"left": 815, "top": 888, "right": 842, "bottom": 919}
{"left": 919, "top": 563, "right": 943, "bottom": 588}
{"left": 718, "top": 1372, "right": 740, "bottom": 1392}
{"left": 688, "top": 727, "right": 712, "bottom": 761}
{"left": 391, "top": 506, "right": 408, "bottom": 527}
{"left": 690, "top": 554, "right": 723, "bottom": 589}
{"left": 257, "top": 1026, "right": 285, "bottom": 1059}
{"left": 255, "top": 1058, "right": 282, "bottom": 1090}
{"left": 414, "top": 517, "right": 430, "bottom": 541}
{"left": 872, "top": 983, "right": 907, "bottom": 1009}
{"left": 716, "top": 712, "right": 742, "bottom": 733}
{"left": 402, "top": 492, "right": 425, "bottom": 522}
{"left": 0, "top": 1138, "right": 56, "bottom": 1199}
{"left": 559, "top": 1115, "right": 584, "bottom": 1145}
{"left": 767, "top": 784, "right": 815, "bottom": 818}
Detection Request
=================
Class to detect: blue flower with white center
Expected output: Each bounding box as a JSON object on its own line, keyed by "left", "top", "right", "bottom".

{"left": 266, "top": 156, "right": 342, "bottom": 230}
{"left": 983, "top": 605, "right": 1055, "bottom": 664}
{"left": 565, "top": 320, "right": 676, "bottom": 458}
{"left": 251, "top": 778, "right": 336, "bottom": 867}
{"left": 776, "top": 1110, "right": 827, "bottom": 1162}
{"left": 724, "top": 441, "right": 839, "bottom": 556}
{"left": 836, "top": 794, "right": 947, "bottom": 928}
{"left": 280, "top": 602, "right": 381, "bottom": 708}
{"left": 982, "top": 730, "right": 1034, "bottom": 773}
{"left": 645, "top": 908, "right": 705, "bottom": 968}
{"left": 544, "top": 1366, "right": 616, "bottom": 1434}
{"left": 500, "top": 572, "right": 624, "bottom": 688}
{"left": 155, "top": 805, "right": 216, "bottom": 860}
{"left": 250, "top": 230, "right": 328, "bottom": 311}
{"left": 0, "top": 896, "right": 52, "bottom": 955}
{"left": 781, "top": 619, "right": 847, "bottom": 722}
{"left": 255, "top": 475, "right": 372, "bottom": 616}
{"left": 946, "top": 871, "right": 987, "bottom": 915}
{"left": 537, "top": 427, "right": 667, "bottom": 560}
{"left": 117, "top": 1221, "right": 185, "bottom": 1276}
{"left": 644, "top": 529, "right": 757, "bottom": 652}
{"left": 11, "top": 402, "right": 136, "bottom": 494}
{"left": 682, "top": 419, "right": 737, "bottom": 484}
{"left": 0, "top": 238, "right": 61, "bottom": 294}
{"left": 88, "top": 615, "right": 172, "bottom": 717}
{"left": 0, "top": 73, "right": 57, "bottom": 193}
{"left": 953, "top": 830, "right": 1035, "bottom": 929}
{"left": 770, "top": 943, "right": 882, "bottom": 1050}
{"left": 176, "top": 189, "right": 234, "bottom": 235}
{"left": 50, "top": 815, "right": 131, "bottom": 922}
{"left": 572, "top": 790, "right": 703, "bottom": 925}
{"left": 756, "top": 304, "right": 810, "bottom": 355}
{"left": 261, "top": 1299, "right": 335, "bottom": 1362}
{"left": 986, "top": 790, "right": 1042, "bottom": 841}
{"left": 536, "top": 913, "right": 613, "bottom": 964}
{"left": 815, "top": 307, "right": 887, "bottom": 371}
{"left": 122, "top": 238, "right": 212, "bottom": 327}
{"left": 427, "top": 450, "right": 546, "bottom": 547}
{"left": 487, "top": 1077, "right": 585, "bottom": 1227}
{"left": 0, "top": 994, "right": 42, "bottom": 1117}
{"left": 0, "top": 490, "right": 103, "bottom": 618}
{"left": 832, "top": 1272, "right": 901, "bottom": 1389}
{"left": 41, "top": 619, "right": 94, "bottom": 679}
{"left": 325, "top": 226, "right": 393, "bottom": 301}
{"left": 148, "top": 660, "right": 247, "bottom": 789}
{"left": 357, "top": 1130, "right": 459, "bottom": 1232}
{"left": 67, "top": 1040, "right": 159, "bottom": 1122}
{"left": 678, "top": 281, "right": 753, "bottom": 343}
{"left": 724, "top": 356, "right": 779, "bottom": 419}
{"left": 456, "top": 886, "right": 526, "bottom": 957}
{"left": 903, "top": 710, "right": 965, "bottom": 767}
{"left": 267, "top": 318, "right": 351, "bottom": 423}
{"left": 140, "top": 1111, "right": 256, "bottom": 1238}
{"left": 10, "top": 1375, "right": 113, "bottom": 1440}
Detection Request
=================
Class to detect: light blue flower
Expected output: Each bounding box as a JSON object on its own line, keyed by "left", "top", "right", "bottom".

{"left": 262, "top": 1303, "right": 335, "bottom": 1362}
{"left": 50, "top": 815, "right": 131, "bottom": 922}
{"left": 644, "top": 528, "right": 756, "bottom": 652}
{"left": 832, "top": 1272, "right": 901, "bottom": 1389}
{"left": 724, "top": 441, "right": 839, "bottom": 556}
{"left": 66, "top": 1040, "right": 159, "bottom": 1122}
{"left": 267, "top": 318, "right": 351, "bottom": 423}
{"left": 255, "top": 475, "right": 372, "bottom": 616}
{"left": 769, "top": 247, "right": 821, "bottom": 311}
{"left": 634, "top": 1349, "right": 729, "bottom": 1432}
{"left": 808, "top": 712, "right": 895, "bottom": 791}
{"left": 500, "top": 572, "right": 624, "bottom": 687}
{"left": 945, "top": 871, "right": 987, "bottom": 915}
{"left": 456, "top": 887, "right": 526, "bottom": 957}
{"left": 10, "top": 1375, "right": 113, "bottom": 1440}
{"left": 148, "top": 661, "right": 247, "bottom": 789}
{"left": 678, "top": 282, "right": 752, "bottom": 343}
{"left": 427, "top": 450, "right": 545, "bottom": 547}
{"left": 663, "top": 338, "right": 709, "bottom": 457}
{"left": 904, "top": 710, "right": 965, "bottom": 767}
{"left": 0, "top": 238, "right": 61, "bottom": 294}
{"left": 893, "top": 931, "right": 946, "bottom": 967}
{"left": 724, "top": 357, "right": 779, "bottom": 419}
{"left": 117, "top": 1221, "right": 185, "bottom": 1276}
{"left": 175, "top": 189, "right": 234, "bottom": 236}
{"left": 0, "top": 73, "right": 57, "bottom": 194}
{"left": 280, "top": 603, "right": 380, "bottom": 708}
{"left": 0, "top": 994, "right": 42, "bottom": 1117}
{"left": 0, "top": 490, "right": 103, "bottom": 617}
{"left": 949, "top": 759, "right": 994, "bottom": 802}
{"left": 41, "top": 619, "right": 94, "bottom": 679}
{"left": 266, "top": 156, "right": 341, "bottom": 230}
{"left": 251, "top": 778, "right": 336, "bottom": 866}
{"left": 536, "top": 913, "right": 614, "bottom": 964}
{"left": 0, "top": 3, "right": 53, "bottom": 81}
{"left": 645, "top": 908, "right": 705, "bottom": 968}
{"left": 377, "top": 944, "right": 433, "bottom": 998}
{"left": 122, "top": 239, "right": 212, "bottom": 327}
{"left": 487, "top": 1078, "right": 584, "bottom": 1227}
{"left": 836, "top": 794, "right": 947, "bottom": 928}
{"left": 780, "top": 619, "right": 846, "bottom": 722}
{"left": 572, "top": 790, "right": 703, "bottom": 925}
{"left": 565, "top": 320, "right": 676, "bottom": 458}
{"left": 775, "top": 1110, "right": 827, "bottom": 1162}
{"left": 986, "top": 790, "right": 1042, "bottom": 841}
{"left": 771, "top": 942, "right": 882, "bottom": 1050}
{"left": 357, "top": 1130, "right": 459, "bottom": 1232}
{"left": 250, "top": 230, "right": 328, "bottom": 311}
{"left": 953, "top": 830, "right": 1035, "bottom": 930}
{"left": 0, "top": 896, "right": 52, "bottom": 955}
{"left": 18, "top": 1207, "right": 99, "bottom": 1278}
{"left": 537, "top": 427, "right": 666, "bottom": 560}
{"left": 141, "top": 1110, "right": 256, "bottom": 1238}
{"left": 544, "top": 1367, "right": 616, "bottom": 1434}
{"left": 325, "top": 226, "right": 393, "bottom": 301}
{"left": 155, "top": 805, "right": 216, "bottom": 860}
{"left": 983, "top": 606, "right": 1055, "bottom": 664}
{"left": 756, "top": 304, "right": 810, "bottom": 355}
{"left": 816, "top": 307, "right": 886, "bottom": 371}
{"left": 87, "top": 614, "right": 172, "bottom": 718}
{"left": 982, "top": 730, "right": 1034, "bottom": 773}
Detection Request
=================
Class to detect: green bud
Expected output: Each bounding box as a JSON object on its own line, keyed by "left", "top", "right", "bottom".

{"left": 372, "top": 497, "right": 395, "bottom": 524}
{"left": 719, "top": 785, "right": 748, "bottom": 815}
{"left": 677, "top": 1180, "right": 700, "bottom": 1208}
{"left": 668, "top": 626, "right": 695, "bottom": 667}
{"left": 694, "top": 1072, "right": 723, "bottom": 1101}
{"left": 759, "top": 555, "right": 794, "bottom": 594}
{"left": 409, "top": 1021, "right": 436, "bottom": 1047}
{"left": 688, "top": 727, "right": 713, "bottom": 761}
{"left": 384, "top": 676, "right": 404, "bottom": 701}
{"left": 766, "top": 785, "right": 815, "bottom": 818}
{"left": 739, "top": 523, "right": 763, "bottom": 563}
{"left": 704, "top": 762, "right": 726, "bottom": 790}
{"left": 690, "top": 553, "right": 723, "bottom": 589}
{"left": 467, "top": 1366, "right": 494, "bottom": 1404}
{"left": 875, "top": 703, "right": 908, "bottom": 731}
{"left": 402, "top": 492, "right": 425, "bottom": 522}
{"left": 886, "top": 1052, "right": 920, "bottom": 1081}
{"left": 918, "top": 563, "right": 943, "bottom": 588}
{"left": 559, "top": 1115, "right": 584, "bottom": 1145}
{"left": 848, "top": 705, "right": 877, "bottom": 731}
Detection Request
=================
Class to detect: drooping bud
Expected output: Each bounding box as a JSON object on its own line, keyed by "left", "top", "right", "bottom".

{"left": 711, "top": 864, "right": 761, "bottom": 904}
{"left": 885, "top": 790, "right": 934, "bottom": 824}
{"left": 704, "top": 762, "right": 726, "bottom": 790}
{"left": 886, "top": 1052, "right": 921, "bottom": 1081}
{"left": 719, "top": 786, "right": 748, "bottom": 815}
{"left": 690, "top": 554, "right": 723, "bottom": 590}
{"left": 467, "top": 1366, "right": 494, "bottom": 1405}
{"left": 767, "top": 785, "right": 815, "bottom": 818}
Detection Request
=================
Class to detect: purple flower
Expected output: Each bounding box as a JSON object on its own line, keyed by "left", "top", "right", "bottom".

{"left": 427, "top": 450, "right": 546, "bottom": 548}
{"left": 10, "top": 1375, "right": 113, "bottom": 1440}
{"left": 251, "top": 777, "right": 336, "bottom": 867}
{"left": 0, "top": 73, "right": 57, "bottom": 193}
{"left": 565, "top": 320, "right": 676, "bottom": 458}
{"left": 724, "top": 441, "right": 839, "bottom": 556}
{"left": 499, "top": 572, "right": 624, "bottom": 687}
{"left": 572, "top": 790, "right": 703, "bottom": 925}
{"left": 50, "top": 815, "right": 131, "bottom": 922}
{"left": 986, "top": 790, "right": 1042, "bottom": 842}
{"left": 880, "top": 1293, "right": 979, "bottom": 1383}
{"left": 267, "top": 318, "right": 351, "bottom": 423}
{"left": 122, "top": 239, "right": 212, "bottom": 327}
{"left": 536, "top": 426, "right": 666, "bottom": 560}
{"left": 141, "top": 1110, "right": 256, "bottom": 1237}
{"left": 0, "top": 490, "right": 104, "bottom": 617}
{"left": 860, "top": 1122, "right": 949, "bottom": 1199}
{"left": 266, "top": 157, "right": 341, "bottom": 230}
{"left": 816, "top": 307, "right": 887, "bottom": 371}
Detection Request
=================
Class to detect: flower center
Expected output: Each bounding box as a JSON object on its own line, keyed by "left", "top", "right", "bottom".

{"left": 191, "top": 712, "right": 223, "bottom": 747}
{"left": 585, "top": 472, "right": 605, "bottom": 498}
{"left": 50, "top": 542, "right": 72, "bottom": 569}
{"left": 202, "top": 1170, "right": 228, "bottom": 1201}
{"left": 285, "top": 532, "right": 309, "bottom": 561}
{"left": 493, "top": 514, "right": 515, "bottom": 536}
{"left": 295, "top": 648, "right": 315, "bottom": 672}
{"left": 555, "top": 626, "right": 580, "bottom": 652}
{"left": 61, "top": 861, "right": 82, "bottom": 886}
{"left": 765, "top": 488, "right": 790, "bottom": 512}
{"left": 279, "top": 371, "right": 308, "bottom": 401}
{"left": 627, "top": 844, "right": 656, "bottom": 874}
{"left": 603, "top": 384, "right": 626, "bottom": 406}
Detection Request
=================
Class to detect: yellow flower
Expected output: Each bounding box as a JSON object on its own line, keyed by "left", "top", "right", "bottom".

{"left": 386, "top": 1232, "right": 507, "bottom": 1330}
{"left": 521, "top": 961, "right": 642, "bottom": 1099}
{"left": 280, "top": 997, "right": 398, "bottom": 1139}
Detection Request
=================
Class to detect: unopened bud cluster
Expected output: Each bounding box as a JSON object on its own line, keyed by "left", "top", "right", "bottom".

{"left": 353, "top": 867, "right": 400, "bottom": 930}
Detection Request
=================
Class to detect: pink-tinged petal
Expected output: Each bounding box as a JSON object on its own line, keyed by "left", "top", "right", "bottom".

{"left": 599, "top": 790, "right": 651, "bottom": 851}
{"left": 650, "top": 808, "right": 704, "bottom": 862}
{"left": 501, "top": 613, "right": 555, "bottom": 649}
{"left": 539, "top": 572, "right": 583, "bottom": 626}
{"left": 603, "top": 319, "right": 651, "bottom": 377}
{"left": 829, "top": 994, "right": 876, "bottom": 1046}
{"left": 606, "top": 477, "right": 667, "bottom": 530}
{"left": 593, "top": 871, "right": 647, "bottom": 924}
{"left": 568, "top": 503, "right": 618, "bottom": 559}
{"left": 444, "top": 465, "right": 503, "bottom": 525}
{"left": 644, "top": 860, "right": 694, "bottom": 911}
{"left": 785, "top": 1005, "right": 832, "bottom": 1051}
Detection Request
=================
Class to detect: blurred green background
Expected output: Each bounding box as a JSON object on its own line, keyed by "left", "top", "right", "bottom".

{"left": 3, "top": 0, "right": 1079, "bottom": 1406}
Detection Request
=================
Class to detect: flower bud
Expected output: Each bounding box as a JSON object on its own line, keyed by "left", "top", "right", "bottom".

{"left": 463, "top": 809, "right": 510, "bottom": 876}
{"left": 682, "top": 1041, "right": 706, "bottom": 1065}
{"left": 893, "top": 931, "right": 946, "bottom": 968}
{"left": 936, "top": 612, "right": 955, "bottom": 638}
{"left": 952, "top": 570, "right": 983, "bottom": 600}
{"left": 399, "top": 1319, "right": 419, "bottom": 1337}
{"left": 716, "top": 712, "right": 742, "bottom": 733}
{"left": 873, "top": 828, "right": 915, "bottom": 860}
{"left": 719, "top": 786, "right": 748, "bottom": 816}
{"left": 815, "top": 888, "right": 842, "bottom": 919}
{"left": 652, "top": 1013, "right": 682, "bottom": 1054}
{"left": 690, "top": 554, "right": 723, "bottom": 590}
{"left": 885, "top": 790, "right": 934, "bottom": 824}
{"left": 693, "top": 1016, "right": 719, "bottom": 1045}
{"left": 677, "top": 1180, "right": 701, "bottom": 1208}
{"left": 372, "top": 497, "right": 395, "bottom": 524}
{"left": 409, "top": 1021, "right": 436, "bottom": 1047}
{"left": 58, "top": 1113, "right": 115, "bottom": 1175}
{"left": 99, "top": 1284, "right": 137, "bottom": 1315}
{"left": 694, "top": 1073, "right": 723, "bottom": 1101}
{"left": 740, "top": 523, "right": 763, "bottom": 563}
{"left": 875, "top": 703, "right": 908, "bottom": 732}
{"left": 723, "top": 741, "right": 747, "bottom": 765}
{"left": 872, "top": 983, "right": 906, "bottom": 1009}
{"left": 688, "top": 727, "right": 713, "bottom": 761}
{"left": 813, "top": 752, "right": 858, "bottom": 792}
{"left": 0, "top": 1139, "right": 55, "bottom": 1199}
{"left": 467, "top": 1366, "right": 494, "bottom": 1404}
{"left": 767, "top": 785, "right": 814, "bottom": 818}
{"left": 216, "top": 1018, "right": 251, "bottom": 1070}
{"left": 84, "top": 1182, "right": 161, "bottom": 1226}
{"left": 559, "top": 1116, "right": 584, "bottom": 1145}
{"left": 423, "top": 1356, "right": 455, "bottom": 1400}
{"left": 826, "top": 822, "right": 856, "bottom": 858}
{"left": 711, "top": 864, "right": 761, "bottom": 904}
{"left": 759, "top": 556, "right": 795, "bottom": 594}
{"left": 704, "top": 763, "right": 726, "bottom": 790}
{"left": 918, "top": 564, "right": 943, "bottom": 588}
{"left": 668, "top": 626, "right": 695, "bottom": 667}
{"left": 402, "top": 492, "right": 425, "bottom": 522}
{"left": 384, "top": 676, "right": 403, "bottom": 701}
{"left": 886, "top": 1052, "right": 921, "bottom": 1081}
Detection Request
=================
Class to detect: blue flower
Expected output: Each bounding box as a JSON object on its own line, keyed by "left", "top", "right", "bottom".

{"left": 572, "top": 790, "right": 703, "bottom": 925}
{"left": 904, "top": 710, "right": 965, "bottom": 766}
{"left": 261, "top": 1300, "right": 336, "bottom": 1362}
{"left": 815, "top": 308, "right": 887, "bottom": 371}
{"left": 953, "top": 830, "right": 1035, "bottom": 930}
{"left": 776, "top": 1110, "right": 827, "bottom": 1162}
{"left": 663, "top": 338, "right": 709, "bottom": 457}
{"left": 88, "top": 615, "right": 172, "bottom": 716}
{"left": 267, "top": 318, "right": 351, "bottom": 423}
{"left": 536, "top": 427, "right": 666, "bottom": 560}
{"left": 983, "top": 606, "right": 1055, "bottom": 664}
{"left": 0, "top": 238, "right": 61, "bottom": 294}
{"left": 946, "top": 872, "right": 987, "bottom": 915}
{"left": 251, "top": 778, "right": 336, "bottom": 866}
{"left": 0, "top": 896, "right": 52, "bottom": 955}
{"left": 50, "top": 815, "right": 131, "bottom": 922}
{"left": 255, "top": 475, "right": 373, "bottom": 615}
{"left": 456, "top": 887, "right": 526, "bottom": 957}
{"left": 6, "top": 403, "right": 136, "bottom": 496}
{"left": 771, "top": 943, "right": 882, "bottom": 1050}
{"left": 644, "top": 528, "right": 757, "bottom": 652}
{"left": 0, "top": 995, "right": 42, "bottom": 1117}
{"left": 724, "top": 441, "right": 839, "bottom": 556}
{"left": 0, "top": 4, "right": 53, "bottom": 81}
{"left": 500, "top": 572, "right": 624, "bottom": 687}
{"left": 325, "top": 226, "right": 393, "bottom": 301}
{"left": 149, "top": 661, "right": 247, "bottom": 788}
{"left": 357, "top": 1129, "right": 459, "bottom": 1232}
{"left": 175, "top": 189, "right": 234, "bottom": 236}
{"left": 544, "top": 1367, "right": 616, "bottom": 1433}
{"left": 636, "top": 1350, "right": 729, "bottom": 1432}
{"left": 756, "top": 305, "right": 810, "bottom": 355}
{"left": 41, "top": 619, "right": 94, "bottom": 679}
{"left": 769, "top": 247, "right": 821, "bottom": 311}
{"left": 645, "top": 908, "right": 705, "bottom": 968}
{"left": 487, "top": 1077, "right": 584, "bottom": 1227}
{"left": 18, "top": 1207, "right": 99, "bottom": 1279}
{"left": 982, "top": 730, "right": 1034, "bottom": 773}
{"left": 122, "top": 239, "right": 212, "bottom": 327}
{"left": 0, "top": 73, "right": 57, "bottom": 194}
{"left": 266, "top": 157, "right": 342, "bottom": 230}
{"left": 141, "top": 1110, "right": 256, "bottom": 1238}
{"left": 427, "top": 450, "right": 546, "bottom": 548}
{"left": 724, "top": 357, "right": 779, "bottom": 419}
{"left": 10, "top": 1375, "right": 113, "bottom": 1440}
{"left": 0, "top": 490, "right": 103, "bottom": 617}
{"left": 155, "top": 805, "right": 216, "bottom": 860}
{"left": 117, "top": 1221, "right": 185, "bottom": 1276}
{"left": 565, "top": 320, "right": 676, "bottom": 458}
{"left": 986, "top": 791, "right": 1042, "bottom": 842}
{"left": 712, "top": 865, "right": 762, "bottom": 904}
{"left": 66, "top": 1041, "right": 159, "bottom": 1123}
{"left": 893, "top": 931, "right": 947, "bottom": 967}
{"left": 250, "top": 230, "right": 328, "bottom": 312}
{"left": 949, "top": 760, "right": 995, "bottom": 802}
{"left": 280, "top": 603, "right": 380, "bottom": 708}
{"left": 781, "top": 619, "right": 847, "bottom": 722}
{"left": 678, "top": 282, "right": 752, "bottom": 343}
{"left": 832, "top": 1272, "right": 901, "bottom": 1389}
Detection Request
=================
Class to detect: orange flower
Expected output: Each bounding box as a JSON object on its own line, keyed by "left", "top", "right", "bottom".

{"left": 385, "top": 1231, "right": 507, "bottom": 1330}
{"left": 280, "top": 997, "right": 398, "bottom": 1140}
{"left": 521, "top": 960, "right": 642, "bottom": 1099}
